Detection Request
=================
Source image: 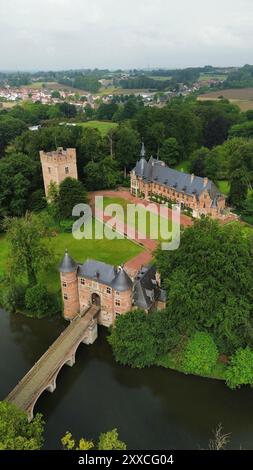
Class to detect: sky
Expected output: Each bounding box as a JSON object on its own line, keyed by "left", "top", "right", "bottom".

{"left": 0, "top": 0, "right": 253, "bottom": 70}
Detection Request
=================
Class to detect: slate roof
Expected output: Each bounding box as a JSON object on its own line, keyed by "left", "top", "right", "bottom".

{"left": 134, "top": 156, "right": 221, "bottom": 199}
{"left": 133, "top": 264, "right": 161, "bottom": 310}
{"left": 60, "top": 256, "right": 133, "bottom": 292}
{"left": 59, "top": 249, "right": 77, "bottom": 273}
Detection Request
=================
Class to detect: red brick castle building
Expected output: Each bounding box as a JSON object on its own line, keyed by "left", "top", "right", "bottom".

{"left": 59, "top": 250, "right": 166, "bottom": 325}
{"left": 130, "top": 144, "right": 226, "bottom": 219}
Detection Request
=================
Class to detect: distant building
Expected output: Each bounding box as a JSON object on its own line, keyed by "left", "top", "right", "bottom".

{"left": 59, "top": 251, "right": 166, "bottom": 324}
{"left": 130, "top": 144, "right": 226, "bottom": 219}
{"left": 40, "top": 147, "right": 78, "bottom": 197}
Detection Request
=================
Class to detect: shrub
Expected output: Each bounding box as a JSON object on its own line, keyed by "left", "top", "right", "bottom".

{"left": 182, "top": 332, "right": 219, "bottom": 376}
{"left": 225, "top": 347, "right": 253, "bottom": 389}
{"left": 0, "top": 278, "right": 26, "bottom": 313}
{"left": 25, "top": 283, "right": 60, "bottom": 318}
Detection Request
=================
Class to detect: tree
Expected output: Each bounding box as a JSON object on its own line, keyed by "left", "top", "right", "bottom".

{"left": 25, "top": 283, "right": 60, "bottom": 318}
{"left": 58, "top": 178, "right": 87, "bottom": 219}
{"left": 208, "top": 424, "right": 231, "bottom": 450}
{"left": 3, "top": 212, "right": 54, "bottom": 286}
{"left": 159, "top": 137, "right": 181, "bottom": 166}
{"left": 98, "top": 429, "right": 127, "bottom": 450}
{"left": 0, "top": 153, "right": 41, "bottom": 220}
{"left": 108, "top": 310, "right": 154, "bottom": 368}
{"left": 84, "top": 156, "right": 121, "bottom": 191}
{"left": 0, "top": 401, "right": 44, "bottom": 450}
{"left": 114, "top": 124, "right": 140, "bottom": 175}
{"left": 0, "top": 116, "right": 27, "bottom": 155}
{"left": 229, "top": 169, "right": 248, "bottom": 207}
{"left": 225, "top": 347, "right": 253, "bottom": 389}
{"left": 61, "top": 432, "right": 94, "bottom": 450}
{"left": 156, "top": 218, "right": 253, "bottom": 353}
{"left": 190, "top": 147, "right": 210, "bottom": 176}
{"left": 61, "top": 429, "right": 126, "bottom": 450}
{"left": 182, "top": 332, "right": 219, "bottom": 376}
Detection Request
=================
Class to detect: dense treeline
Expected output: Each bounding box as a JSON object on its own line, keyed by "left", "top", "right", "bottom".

{"left": 109, "top": 219, "right": 253, "bottom": 389}
{"left": 0, "top": 95, "right": 251, "bottom": 223}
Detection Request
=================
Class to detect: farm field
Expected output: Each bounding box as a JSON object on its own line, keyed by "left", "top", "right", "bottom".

{"left": 77, "top": 120, "right": 118, "bottom": 136}
{"left": 199, "top": 73, "right": 227, "bottom": 82}
{"left": 198, "top": 87, "right": 253, "bottom": 111}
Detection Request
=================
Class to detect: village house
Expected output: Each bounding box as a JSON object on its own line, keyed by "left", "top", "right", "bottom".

{"left": 59, "top": 250, "right": 166, "bottom": 325}
{"left": 130, "top": 144, "right": 226, "bottom": 219}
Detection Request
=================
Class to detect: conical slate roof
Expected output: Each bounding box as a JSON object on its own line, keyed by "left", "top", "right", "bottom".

{"left": 59, "top": 249, "right": 77, "bottom": 273}
{"left": 111, "top": 267, "right": 133, "bottom": 292}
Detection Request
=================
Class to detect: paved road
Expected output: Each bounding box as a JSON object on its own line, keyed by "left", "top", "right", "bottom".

{"left": 6, "top": 305, "right": 99, "bottom": 412}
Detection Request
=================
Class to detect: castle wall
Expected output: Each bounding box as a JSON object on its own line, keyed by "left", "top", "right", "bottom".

{"left": 40, "top": 148, "right": 78, "bottom": 196}
{"left": 130, "top": 173, "right": 226, "bottom": 219}
{"left": 60, "top": 271, "right": 80, "bottom": 320}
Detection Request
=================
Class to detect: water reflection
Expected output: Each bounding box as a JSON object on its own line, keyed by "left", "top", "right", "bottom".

{"left": 0, "top": 310, "right": 253, "bottom": 450}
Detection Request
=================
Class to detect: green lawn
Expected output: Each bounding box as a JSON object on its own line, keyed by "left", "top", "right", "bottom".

{"left": 0, "top": 222, "right": 143, "bottom": 294}
{"left": 77, "top": 120, "right": 118, "bottom": 136}
{"left": 217, "top": 180, "right": 230, "bottom": 195}
{"left": 103, "top": 196, "right": 173, "bottom": 241}
{"left": 173, "top": 160, "right": 191, "bottom": 173}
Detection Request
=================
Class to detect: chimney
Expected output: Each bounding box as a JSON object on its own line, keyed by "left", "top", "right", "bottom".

{"left": 204, "top": 177, "right": 209, "bottom": 187}
{"left": 191, "top": 174, "right": 195, "bottom": 183}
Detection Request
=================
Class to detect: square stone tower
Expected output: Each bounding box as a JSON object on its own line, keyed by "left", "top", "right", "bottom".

{"left": 40, "top": 147, "right": 78, "bottom": 196}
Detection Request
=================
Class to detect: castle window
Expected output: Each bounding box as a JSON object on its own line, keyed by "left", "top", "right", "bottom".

{"left": 115, "top": 299, "right": 121, "bottom": 307}
{"left": 48, "top": 167, "right": 51, "bottom": 174}
{"left": 65, "top": 167, "right": 69, "bottom": 174}
{"left": 80, "top": 278, "right": 86, "bottom": 285}
{"left": 62, "top": 282, "right": 67, "bottom": 288}
{"left": 64, "top": 293, "right": 68, "bottom": 300}
{"left": 107, "top": 287, "right": 111, "bottom": 294}
{"left": 115, "top": 291, "right": 120, "bottom": 297}
{"left": 115, "top": 312, "right": 120, "bottom": 318}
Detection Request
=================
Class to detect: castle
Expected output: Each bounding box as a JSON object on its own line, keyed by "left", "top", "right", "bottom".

{"left": 40, "top": 147, "right": 78, "bottom": 196}
{"left": 59, "top": 250, "right": 166, "bottom": 325}
{"left": 130, "top": 144, "right": 226, "bottom": 219}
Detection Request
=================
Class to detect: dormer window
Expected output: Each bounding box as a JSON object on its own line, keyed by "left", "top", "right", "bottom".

{"left": 62, "top": 282, "right": 67, "bottom": 288}
{"left": 80, "top": 278, "right": 86, "bottom": 285}
{"left": 64, "top": 293, "right": 68, "bottom": 300}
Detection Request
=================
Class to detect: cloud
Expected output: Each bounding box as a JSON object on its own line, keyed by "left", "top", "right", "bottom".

{"left": 0, "top": 0, "right": 253, "bottom": 69}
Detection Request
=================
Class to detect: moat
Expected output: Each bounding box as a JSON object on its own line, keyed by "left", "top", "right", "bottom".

{"left": 1, "top": 308, "right": 253, "bottom": 450}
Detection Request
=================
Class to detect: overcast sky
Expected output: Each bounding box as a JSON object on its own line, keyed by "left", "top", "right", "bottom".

{"left": 0, "top": 0, "right": 253, "bottom": 70}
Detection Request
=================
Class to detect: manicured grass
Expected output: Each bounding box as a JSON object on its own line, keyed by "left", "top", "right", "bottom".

{"left": 103, "top": 196, "right": 173, "bottom": 241}
{"left": 174, "top": 160, "right": 191, "bottom": 173}
{"left": 77, "top": 120, "right": 118, "bottom": 136}
{"left": 0, "top": 223, "right": 143, "bottom": 294}
{"left": 217, "top": 180, "right": 230, "bottom": 195}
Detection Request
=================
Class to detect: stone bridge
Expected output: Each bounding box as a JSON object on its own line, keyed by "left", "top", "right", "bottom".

{"left": 6, "top": 305, "right": 100, "bottom": 421}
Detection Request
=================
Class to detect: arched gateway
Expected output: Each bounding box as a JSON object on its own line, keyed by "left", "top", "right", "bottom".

{"left": 91, "top": 293, "right": 101, "bottom": 306}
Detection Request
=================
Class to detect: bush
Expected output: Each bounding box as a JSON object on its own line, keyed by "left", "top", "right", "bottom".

{"left": 0, "top": 278, "right": 26, "bottom": 313}
{"left": 225, "top": 347, "right": 253, "bottom": 389}
{"left": 25, "top": 283, "right": 60, "bottom": 318}
{"left": 182, "top": 332, "right": 219, "bottom": 376}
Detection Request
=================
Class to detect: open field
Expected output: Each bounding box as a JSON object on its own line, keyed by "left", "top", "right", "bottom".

{"left": 77, "top": 120, "right": 118, "bottom": 136}
{"left": 199, "top": 73, "right": 227, "bottom": 82}
{"left": 0, "top": 102, "right": 16, "bottom": 109}
{"left": 0, "top": 225, "right": 143, "bottom": 293}
{"left": 198, "top": 87, "right": 253, "bottom": 111}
